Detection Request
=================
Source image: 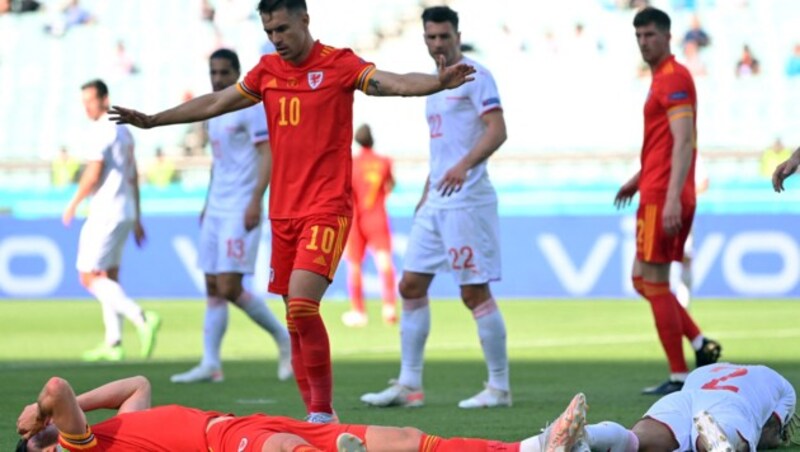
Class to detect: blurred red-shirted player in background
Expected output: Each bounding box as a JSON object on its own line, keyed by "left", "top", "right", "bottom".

{"left": 614, "top": 7, "right": 721, "bottom": 396}
{"left": 342, "top": 124, "right": 398, "bottom": 328}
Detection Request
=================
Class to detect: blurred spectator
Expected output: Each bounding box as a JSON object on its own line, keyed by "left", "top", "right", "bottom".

{"left": 682, "top": 15, "right": 710, "bottom": 49}
{"left": 44, "top": 0, "right": 95, "bottom": 38}
{"left": 113, "top": 40, "right": 139, "bottom": 76}
{"left": 735, "top": 44, "right": 760, "bottom": 78}
{"left": 786, "top": 43, "right": 800, "bottom": 77}
{"left": 682, "top": 40, "right": 707, "bottom": 77}
{"left": 200, "top": 0, "right": 214, "bottom": 22}
{"left": 1, "top": 0, "right": 40, "bottom": 14}
{"left": 51, "top": 146, "right": 80, "bottom": 187}
{"left": 761, "top": 138, "right": 791, "bottom": 178}
{"left": 146, "top": 147, "right": 178, "bottom": 187}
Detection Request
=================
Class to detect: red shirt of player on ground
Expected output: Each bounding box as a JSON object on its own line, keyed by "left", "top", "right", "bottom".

{"left": 637, "top": 54, "right": 697, "bottom": 263}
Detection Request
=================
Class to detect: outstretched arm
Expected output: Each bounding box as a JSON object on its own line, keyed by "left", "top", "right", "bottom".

{"left": 109, "top": 85, "right": 256, "bottom": 129}
{"left": 365, "top": 55, "right": 475, "bottom": 97}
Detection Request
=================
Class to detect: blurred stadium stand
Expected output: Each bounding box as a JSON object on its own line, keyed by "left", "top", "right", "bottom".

{"left": 1, "top": 0, "right": 799, "bottom": 195}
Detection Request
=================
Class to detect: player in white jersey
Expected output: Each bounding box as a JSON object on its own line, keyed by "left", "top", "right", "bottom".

{"left": 361, "top": 6, "right": 510, "bottom": 409}
{"left": 170, "top": 49, "right": 292, "bottom": 384}
{"left": 62, "top": 79, "right": 161, "bottom": 362}
{"left": 538, "top": 364, "right": 797, "bottom": 452}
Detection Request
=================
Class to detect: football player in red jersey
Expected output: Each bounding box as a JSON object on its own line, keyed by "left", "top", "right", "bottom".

{"left": 341, "top": 124, "right": 397, "bottom": 328}
{"left": 110, "top": 0, "right": 475, "bottom": 423}
{"left": 16, "top": 375, "right": 563, "bottom": 452}
{"left": 614, "top": 7, "right": 720, "bottom": 396}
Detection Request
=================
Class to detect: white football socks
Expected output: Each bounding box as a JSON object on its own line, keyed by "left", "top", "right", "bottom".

{"left": 89, "top": 278, "right": 145, "bottom": 340}
{"left": 398, "top": 296, "right": 430, "bottom": 389}
{"left": 585, "top": 422, "right": 639, "bottom": 452}
{"left": 201, "top": 297, "right": 228, "bottom": 369}
{"left": 472, "top": 298, "right": 510, "bottom": 391}
{"left": 236, "top": 291, "right": 290, "bottom": 347}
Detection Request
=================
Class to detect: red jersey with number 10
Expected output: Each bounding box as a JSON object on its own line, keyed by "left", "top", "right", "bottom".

{"left": 237, "top": 41, "right": 376, "bottom": 219}
{"left": 639, "top": 55, "right": 697, "bottom": 204}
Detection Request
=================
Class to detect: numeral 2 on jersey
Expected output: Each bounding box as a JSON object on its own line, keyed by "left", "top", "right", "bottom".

{"left": 428, "top": 114, "right": 443, "bottom": 138}
{"left": 701, "top": 366, "right": 748, "bottom": 393}
{"left": 278, "top": 96, "right": 301, "bottom": 126}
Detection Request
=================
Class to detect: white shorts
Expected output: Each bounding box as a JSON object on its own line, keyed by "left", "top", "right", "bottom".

{"left": 198, "top": 214, "right": 261, "bottom": 275}
{"left": 402, "top": 203, "right": 501, "bottom": 285}
{"left": 76, "top": 217, "right": 134, "bottom": 272}
{"left": 643, "top": 389, "right": 758, "bottom": 452}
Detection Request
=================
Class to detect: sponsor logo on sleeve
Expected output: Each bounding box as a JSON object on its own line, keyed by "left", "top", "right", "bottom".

{"left": 669, "top": 91, "right": 688, "bottom": 101}
{"left": 482, "top": 97, "right": 501, "bottom": 107}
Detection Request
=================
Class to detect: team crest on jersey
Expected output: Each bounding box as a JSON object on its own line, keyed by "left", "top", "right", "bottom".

{"left": 308, "top": 71, "right": 324, "bottom": 89}
{"left": 238, "top": 437, "right": 248, "bottom": 452}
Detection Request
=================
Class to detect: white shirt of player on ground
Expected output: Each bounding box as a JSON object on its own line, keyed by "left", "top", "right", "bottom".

{"left": 205, "top": 104, "right": 269, "bottom": 216}
{"left": 83, "top": 113, "right": 137, "bottom": 221}
{"left": 425, "top": 56, "right": 500, "bottom": 209}
{"left": 684, "top": 363, "right": 796, "bottom": 428}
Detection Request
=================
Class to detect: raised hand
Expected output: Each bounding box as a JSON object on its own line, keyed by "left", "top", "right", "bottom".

{"left": 437, "top": 55, "right": 476, "bottom": 89}
{"left": 108, "top": 106, "right": 154, "bottom": 129}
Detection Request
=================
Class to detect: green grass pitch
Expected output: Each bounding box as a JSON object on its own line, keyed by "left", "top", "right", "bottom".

{"left": 1, "top": 299, "right": 799, "bottom": 450}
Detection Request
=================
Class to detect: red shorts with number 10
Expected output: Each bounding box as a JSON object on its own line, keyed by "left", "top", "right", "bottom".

{"left": 269, "top": 214, "right": 352, "bottom": 295}
{"left": 636, "top": 200, "right": 696, "bottom": 264}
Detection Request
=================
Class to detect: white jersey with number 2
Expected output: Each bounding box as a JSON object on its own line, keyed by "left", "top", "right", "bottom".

{"left": 424, "top": 56, "right": 501, "bottom": 209}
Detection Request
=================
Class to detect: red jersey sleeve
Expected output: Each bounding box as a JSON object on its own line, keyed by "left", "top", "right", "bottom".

{"left": 238, "top": 57, "right": 267, "bottom": 102}
{"left": 334, "top": 49, "right": 376, "bottom": 93}
{"left": 655, "top": 72, "right": 694, "bottom": 116}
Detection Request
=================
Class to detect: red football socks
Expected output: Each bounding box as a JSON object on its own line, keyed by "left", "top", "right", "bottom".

{"left": 288, "top": 297, "right": 333, "bottom": 414}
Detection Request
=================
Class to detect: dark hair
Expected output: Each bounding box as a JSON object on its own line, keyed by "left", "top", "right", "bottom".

{"left": 209, "top": 48, "right": 241, "bottom": 72}
{"left": 15, "top": 438, "right": 28, "bottom": 452}
{"left": 257, "top": 0, "right": 306, "bottom": 14}
{"left": 633, "top": 7, "right": 671, "bottom": 32}
{"left": 81, "top": 79, "right": 109, "bottom": 98}
{"left": 421, "top": 6, "right": 459, "bottom": 31}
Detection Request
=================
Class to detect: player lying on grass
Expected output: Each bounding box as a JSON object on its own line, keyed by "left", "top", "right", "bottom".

{"left": 15, "top": 375, "right": 586, "bottom": 452}
{"left": 549, "top": 363, "right": 797, "bottom": 452}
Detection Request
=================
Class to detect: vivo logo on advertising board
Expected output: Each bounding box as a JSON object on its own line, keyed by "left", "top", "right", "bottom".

{"left": 0, "top": 215, "right": 799, "bottom": 299}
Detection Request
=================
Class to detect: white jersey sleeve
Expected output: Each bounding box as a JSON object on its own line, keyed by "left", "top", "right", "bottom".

{"left": 246, "top": 103, "right": 269, "bottom": 144}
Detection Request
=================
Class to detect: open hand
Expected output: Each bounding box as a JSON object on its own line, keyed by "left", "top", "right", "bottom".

{"left": 108, "top": 106, "right": 154, "bottom": 129}
{"left": 437, "top": 162, "right": 468, "bottom": 196}
{"left": 614, "top": 180, "right": 639, "bottom": 209}
{"left": 437, "top": 55, "right": 476, "bottom": 89}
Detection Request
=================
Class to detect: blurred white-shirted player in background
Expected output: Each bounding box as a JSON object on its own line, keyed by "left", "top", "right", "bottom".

{"left": 548, "top": 363, "right": 797, "bottom": 452}
{"left": 361, "top": 5, "right": 510, "bottom": 409}
{"left": 63, "top": 79, "right": 161, "bottom": 362}
{"left": 171, "top": 49, "right": 292, "bottom": 384}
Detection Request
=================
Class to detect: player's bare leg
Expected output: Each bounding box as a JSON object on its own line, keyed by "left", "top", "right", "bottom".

{"left": 287, "top": 269, "right": 337, "bottom": 422}
{"left": 458, "top": 283, "right": 511, "bottom": 408}
{"left": 361, "top": 271, "right": 432, "bottom": 407}
{"left": 374, "top": 249, "right": 397, "bottom": 325}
